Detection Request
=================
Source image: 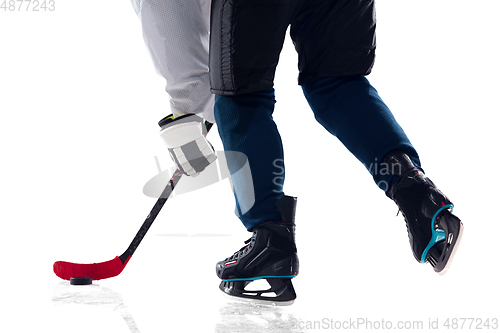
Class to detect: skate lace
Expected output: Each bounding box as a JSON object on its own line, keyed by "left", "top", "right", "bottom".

{"left": 226, "top": 232, "right": 256, "bottom": 262}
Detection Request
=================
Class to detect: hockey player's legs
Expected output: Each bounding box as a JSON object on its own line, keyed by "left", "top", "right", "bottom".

{"left": 292, "top": 1, "right": 462, "bottom": 274}
{"left": 209, "top": 1, "right": 302, "bottom": 302}
{"left": 301, "top": 75, "right": 420, "bottom": 192}
{"left": 302, "top": 75, "right": 463, "bottom": 273}
{"left": 134, "top": 0, "right": 214, "bottom": 122}
{"left": 214, "top": 90, "right": 299, "bottom": 303}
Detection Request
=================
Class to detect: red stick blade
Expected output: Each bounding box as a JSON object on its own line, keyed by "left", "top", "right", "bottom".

{"left": 53, "top": 256, "right": 131, "bottom": 281}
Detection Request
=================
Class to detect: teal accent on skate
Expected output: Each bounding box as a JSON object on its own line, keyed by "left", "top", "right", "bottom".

{"left": 420, "top": 204, "right": 453, "bottom": 263}
{"left": 222, "top": 275, "right": 296, "bottom": 282}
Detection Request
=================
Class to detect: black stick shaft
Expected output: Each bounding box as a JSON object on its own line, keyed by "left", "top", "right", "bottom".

{"left": 119, "top": 122, "right": 213, "bottom": 264}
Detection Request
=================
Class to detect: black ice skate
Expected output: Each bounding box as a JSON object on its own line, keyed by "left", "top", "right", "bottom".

{"left": 216, "top": 195, "right": 299, "bottom": 304}
{"left": 384, "top": 151, "right": 464, "bottom": 275}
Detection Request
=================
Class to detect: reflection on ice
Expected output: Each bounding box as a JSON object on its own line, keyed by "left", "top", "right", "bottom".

{"left": 51, "top": 282, "right": 140, "bottom": 333}
{"left": 215, "top": 299, "right": 307, "bottom": 333}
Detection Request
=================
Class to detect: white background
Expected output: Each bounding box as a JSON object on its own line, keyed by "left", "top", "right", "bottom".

{"left": 1, "top": 1, "right": 499, "bottom": 332}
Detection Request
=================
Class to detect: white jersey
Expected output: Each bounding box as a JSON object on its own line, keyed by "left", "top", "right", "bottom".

{"left": 132, "top": 0, "right": 215, "bottom": 123}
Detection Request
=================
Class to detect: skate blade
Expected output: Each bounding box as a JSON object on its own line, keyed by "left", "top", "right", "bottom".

{"left": 437, "top": 221, "right": 464, "bottom": 276}
{"left": 219, "top": 278, "right": 296, "bottom": 305}
{"left": 221, "top": 292, "right": 295, "bottom": 306}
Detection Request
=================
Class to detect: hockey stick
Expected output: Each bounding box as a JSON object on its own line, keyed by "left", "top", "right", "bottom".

{"left": 53, "top": 122, "right": 214, "bottom": 281}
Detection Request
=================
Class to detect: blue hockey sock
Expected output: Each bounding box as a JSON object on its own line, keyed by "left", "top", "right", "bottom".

{"left": 214, "top": 89, "right": 284, "bottom": 231}
{"left": 301, "top": 75, "right": 421, "bottom": 192}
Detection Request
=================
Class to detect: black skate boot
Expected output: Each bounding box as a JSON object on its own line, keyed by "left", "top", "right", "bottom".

{"left": 384, "top": 151, "right": 464, "bottom": 275}
{"left": 216, "top": 195, "right": 299, "bottom": 304}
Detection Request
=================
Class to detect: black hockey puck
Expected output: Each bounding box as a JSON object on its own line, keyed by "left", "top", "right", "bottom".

{"left": 70, "top": 277, "right": 93, "bottom": 285}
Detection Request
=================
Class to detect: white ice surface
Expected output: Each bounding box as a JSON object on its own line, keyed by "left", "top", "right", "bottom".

{"left": 1, "top": 1, "right": 499, "bottom": 332}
